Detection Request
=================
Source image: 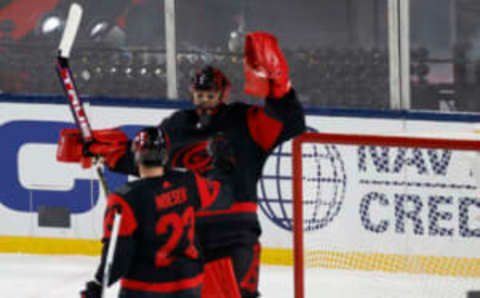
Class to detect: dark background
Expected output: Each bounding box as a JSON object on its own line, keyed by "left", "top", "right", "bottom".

{"left": 0, "top": 0, "right": 479, "bottom": 112}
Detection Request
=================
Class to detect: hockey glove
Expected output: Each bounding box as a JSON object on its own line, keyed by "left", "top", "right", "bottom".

{"left": 57, "top": 128, "right": 92, "bottom": 168}
{"left": 57, "top": 128, "right": 128, "bottom": 169}
{"left": 80, "top": 280, "right": 101, "bottom": 298}
{"left": 84, "top": 128, "right": 129, "bottom": 168}
{"left": 244, "top": 31, "right": 291, "bottom": 99}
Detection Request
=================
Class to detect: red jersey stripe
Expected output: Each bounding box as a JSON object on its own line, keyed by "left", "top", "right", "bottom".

{"left": 246, "top": 106, "right": 283, "bottom": 151}
{"left": 196, "top": 202, "right": 257, "bottom": 217}
{"left": 121, "top": 273, "right": 204, "bottom": 292}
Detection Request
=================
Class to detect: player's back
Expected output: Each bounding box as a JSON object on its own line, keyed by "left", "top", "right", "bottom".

{"left": 114, "top": 170, "right": 204, "bottom": 293}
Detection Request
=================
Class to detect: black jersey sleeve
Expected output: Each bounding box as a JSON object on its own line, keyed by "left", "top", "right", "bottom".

{"left": 158, "top": 110, "right": 187, "bottom": 136}
{"left": 246, "top": 88, "right": 306, "bottom": 152}
{"left": 94, "top": 193, "right": 138, "bottom": 285}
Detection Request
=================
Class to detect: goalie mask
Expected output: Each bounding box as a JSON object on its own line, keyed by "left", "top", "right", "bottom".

{"left": 132, "top": 127, "right": 169, "bottom": 167}
{"left": 190, "top": 66, "right": 231, "bottom": 104}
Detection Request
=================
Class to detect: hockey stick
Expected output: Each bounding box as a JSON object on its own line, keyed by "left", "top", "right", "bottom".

{"left": 57, "top": 5, "right": 119, "bottom": 298}
{"left": 95, "top": 159, "right": 110, "bottom": 196}
{"left": 55, "top": 3, "right": 110, "bottom": 196}
{"left": 57, "top": 3, "right": 114, "bottom": 292}
{"left": 56, "top": 3, "right": 93, "bottom": 143}
{"left": 102, "top": 210, "right": 122, "bottom": 298}
{"left": 57, "top": 6, "right": 114, "bottom": 297}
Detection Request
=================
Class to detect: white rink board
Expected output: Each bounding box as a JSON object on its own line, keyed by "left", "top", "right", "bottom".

{"left": 0, "top": 101, "right": 480, "bottom": 266}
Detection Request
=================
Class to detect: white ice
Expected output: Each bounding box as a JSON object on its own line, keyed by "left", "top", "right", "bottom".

{"left": 1, "top": 253, "right": 479, "bottom": 298}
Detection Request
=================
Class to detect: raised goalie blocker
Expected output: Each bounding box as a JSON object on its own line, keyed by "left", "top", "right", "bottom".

{"left": 56, "top": 128, "right": 128, "bottom": 169}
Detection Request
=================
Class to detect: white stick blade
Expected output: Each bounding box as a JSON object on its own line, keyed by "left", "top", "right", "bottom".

{"left": 58, "top": 3, "right": 83, "bottom": 58}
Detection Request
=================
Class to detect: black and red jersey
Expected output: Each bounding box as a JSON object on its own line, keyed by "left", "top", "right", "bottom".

{"left": 94, "top": 170, "right": 220, "bottom": 296}
{"left": 113, "top": 89, "right": 305, "bottom": 249}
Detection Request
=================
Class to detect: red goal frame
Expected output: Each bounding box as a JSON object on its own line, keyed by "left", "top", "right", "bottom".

{"left": 291, "top": 132, "right": 480, "bottom": 298}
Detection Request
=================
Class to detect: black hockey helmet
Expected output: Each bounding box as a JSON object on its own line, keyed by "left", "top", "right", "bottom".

{"left": 190, "top": 65, "right": 231, "bottom": 103}
{"left": 131, "top": 127, "right": 169, "bottom": 167}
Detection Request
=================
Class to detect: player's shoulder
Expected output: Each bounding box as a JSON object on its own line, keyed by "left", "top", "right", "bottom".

{"left": 227, "top": 101, "right": 265, "bottom": 115}
{"left": 161, "top": 109, "right": 196, "bottom": 126}
{"left": 227, "top": 101, "right": 251, "bottom": 111}
{"left": 112, "top": 179, "right": 145, "bottom": 198}
{"left": 170, "top": 108, "right": 197, "bottom": 119}
{"left": 219, "top": 102, "right": 252, "bottom": 120}
{"left": 166, "top": 168, "right": 196, "bottom": 181}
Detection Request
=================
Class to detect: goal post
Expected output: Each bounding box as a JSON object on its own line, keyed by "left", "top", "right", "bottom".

{"left": 292, "top": 132, "right": 480, "bottom": 298}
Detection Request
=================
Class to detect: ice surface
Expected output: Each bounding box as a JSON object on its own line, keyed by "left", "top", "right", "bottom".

{"left": 0, "top": 254, "right": 478, "bottom": 298}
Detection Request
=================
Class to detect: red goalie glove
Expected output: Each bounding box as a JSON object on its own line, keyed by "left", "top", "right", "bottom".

{"left": 57, "top": 128, "right": 128, "bottom": 169}
{"left": 244, "top": 31, "right": 291, "bottom": 99}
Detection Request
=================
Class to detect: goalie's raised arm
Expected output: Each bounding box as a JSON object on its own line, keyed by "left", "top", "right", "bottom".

{"left": 242, "top": 32, "right": 305, "bottom": 152}
{"left": 243, "top": 31, "right": 292, "bottom": 99}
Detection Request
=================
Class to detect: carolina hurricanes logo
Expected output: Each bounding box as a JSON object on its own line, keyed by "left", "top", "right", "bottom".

{"left": 171, "top": 141, "right": 213, "bottom": 173}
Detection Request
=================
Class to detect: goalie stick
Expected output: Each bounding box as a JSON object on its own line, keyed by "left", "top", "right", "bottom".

{"left": 56, "top": 3, "right": 93, "bottom": 143}
{"left": 55, "top": 2, "right": 109, "bottom": 196}
{"left": 56, "top": 4, "right": 118, "bottom": 298}
{"left": 102, "top": 209, "right": 123, "bottom": 298}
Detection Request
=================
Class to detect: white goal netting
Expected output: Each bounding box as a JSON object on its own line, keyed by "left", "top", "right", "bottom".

{"left": 294, "top": 133, "right": 480, "bottom": 298}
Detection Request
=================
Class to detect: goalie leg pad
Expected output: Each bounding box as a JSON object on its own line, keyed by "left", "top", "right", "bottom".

{"left": 238, "top": 243, "right": 261, "bottom": 298}
{"left": 202, "top": 257, "right": 241, "bottom": 298}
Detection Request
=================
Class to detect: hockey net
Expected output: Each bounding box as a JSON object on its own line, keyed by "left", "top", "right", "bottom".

{"left": 292, "top": 132, "right": 480, "bottom": 298}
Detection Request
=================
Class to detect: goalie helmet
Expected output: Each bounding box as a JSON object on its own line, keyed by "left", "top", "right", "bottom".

{"left": 132, "top": 127, "right": 169, "bottom": 167}
{"left": 190, "top": 65, "right": 231, "bottom": 103}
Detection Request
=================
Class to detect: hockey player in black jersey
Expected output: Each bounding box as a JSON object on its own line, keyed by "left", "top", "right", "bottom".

{"left": 74, "top": 31, "right": 306, "bottom": 297}
{"left": 79, "top": 127, "right": 224, "bottom": 298}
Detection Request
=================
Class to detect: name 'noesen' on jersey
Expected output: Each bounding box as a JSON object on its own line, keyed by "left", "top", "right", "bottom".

{"left": 112, "top": 89, "right": 306, "bottom": 248}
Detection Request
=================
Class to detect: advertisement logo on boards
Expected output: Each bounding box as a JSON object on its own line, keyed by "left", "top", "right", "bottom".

{"left": 0, "top": 120, "right": 141, "bottom": 214}
{"left": 357, "top": 145, "right": 480, "bottom": 238}
{"left": 257, "top": 131, "right": 480, "bottom": 238}
{"left": 258, "top": 127, "right": 347, "bottom": 232}
{"left": 3, "top": 119, "right": 479, "bottom": 238}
